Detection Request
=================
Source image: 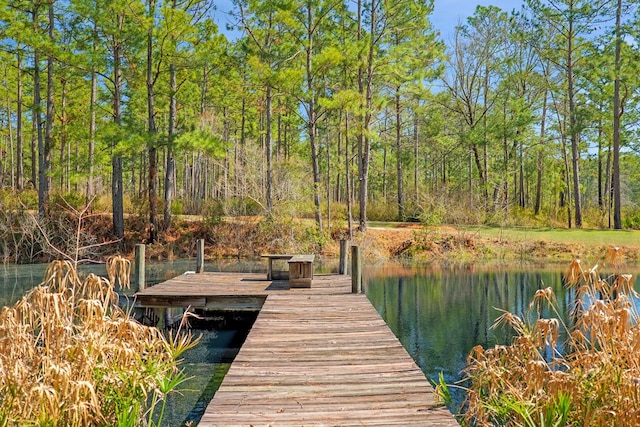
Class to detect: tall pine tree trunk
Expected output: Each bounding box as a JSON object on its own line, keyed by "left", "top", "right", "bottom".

{"left": 305, "top": 4, "right": 323, "bottom": 232}
{"left": 16, "top": 49, "right": 23, "bottom": 191}
{"left": 33, "top": 8, "right": 44, "bottom": 214}
{"left": 111, "top": 17, "right": 125, "bottom": 241}
{"left": 612, "top": 0, "right": 622, "bottom": 229}
{"left": 265, "top": 85, "right": 273, "bottom": 216}
{"left": 164, "top": 63, "right": 177, "bottom": 230}
{"left": 146, "top": 0, "right": 158, "bottom": 243}
{"left": 42, "top": 0, "right": 54, "bottom": 213}
{"left": 567, "top": 16, "right": 582, "bottom": 228}
{"left": 395, "top": 88, "right": 404, "bottom": 220}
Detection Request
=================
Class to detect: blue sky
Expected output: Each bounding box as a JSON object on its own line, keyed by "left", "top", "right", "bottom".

{"left": 432, "top": 0, "right": 524, "bottom": 40}
{"left": 212, "top": 1, "right": 525, "bottom": 41}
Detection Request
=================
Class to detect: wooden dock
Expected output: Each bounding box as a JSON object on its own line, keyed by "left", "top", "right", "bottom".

{"left": 136, "top": 273, "right": 459, "bottom": 426}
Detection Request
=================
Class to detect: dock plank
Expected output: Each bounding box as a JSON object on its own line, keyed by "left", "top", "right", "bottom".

{"left": 136, "top": 272, "right": 459, "bottom": 426}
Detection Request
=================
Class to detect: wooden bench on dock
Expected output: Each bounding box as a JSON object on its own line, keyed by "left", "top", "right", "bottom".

{"left": 288, "top": 254, "right": 315, "bottom": 288}
{"left": 261, "top": 253, "right": 315, "bottom": 287}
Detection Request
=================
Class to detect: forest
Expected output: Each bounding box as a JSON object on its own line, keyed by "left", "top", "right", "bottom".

{"left": 1, "top": 0, "right": 639, "bottom": 247}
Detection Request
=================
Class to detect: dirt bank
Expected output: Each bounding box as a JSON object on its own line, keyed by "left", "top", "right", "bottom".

{"left": 144, "top": 220, "right": 640, "bottom": 266}
{"left": 36, "top": 214, "right": 639, "bottom": 266}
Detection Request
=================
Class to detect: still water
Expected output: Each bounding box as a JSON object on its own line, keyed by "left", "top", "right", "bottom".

{"left": 364, "top": 263, "right": 640, "bottom": 411}
{"left": 1, "top": 259, "right": 635, "bottom": 422}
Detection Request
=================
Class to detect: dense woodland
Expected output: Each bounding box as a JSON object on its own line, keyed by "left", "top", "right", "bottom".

{"left": 1, "top": 0, "right": 640, "bottom": 246}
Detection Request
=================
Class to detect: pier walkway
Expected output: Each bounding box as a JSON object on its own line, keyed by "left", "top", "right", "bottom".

{"left": 136, "top": 273, "right": 459, "bottom": 426}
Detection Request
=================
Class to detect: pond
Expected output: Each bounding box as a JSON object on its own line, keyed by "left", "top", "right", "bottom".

{"left": 364, "top": 262, "right": 640, "bottom": 412}
{"left": 1, "top": 259, "right": 636, "bottom": 423}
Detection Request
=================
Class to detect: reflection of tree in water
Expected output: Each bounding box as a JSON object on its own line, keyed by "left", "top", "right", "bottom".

{"left": 365, "top": 267, "right": 577, "bottom": 409}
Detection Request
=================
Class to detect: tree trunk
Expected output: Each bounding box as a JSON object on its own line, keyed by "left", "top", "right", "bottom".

{"left": 395, "top": 88, "right": 403, "bottom": 220}
{"left": 42, "top": 0, "right": 54, "bottom": 212}
{"left": 16, "top": 49, "right": 23, "bottom": 191}
{"left": 597, "top": 122, "right": 604, "bottom": 210}
{"left": 358, "top": 0, "right": 375, "bottom": 232}
{"left": 88, "top": 57, "right": 97, "bottom": 199}
{"left": 325, "top": 115, "right": 331, "bottom": 230}
{"left": 265, "top": 85, "right": 273, "bottom": 216}
{"left": 33, "top": 10, "right": 44, "bottom": 214}
{"left": 4, "top": 65, "right": 13, "bottom": 189}
{"left": 345, "top": 112, "right": 353, "bottom": 240}
{"left": 112, "top": 19, "right": 125, "bottom": 241}
{"left": 164, "top": 63, "right": 177, "bottom": 230}
{"left": 567, "top": 16, "right": 582, "bottom": 228}
{"left": 305, "top": 3, "right": 323, "bottom": 233}
{"left": 31, "top": 115, "right": 36, "bottom": 189}
{"left": 146, "top": 0, "right": 158, "bottom": 243}
{"left": 534, "top": 88, "right": 548, "bottom": 215}
{"left": 561, "top": 134, "right": 572, "bottom": 229}
{"left": 413, "top": 111, "right": 418, "bottom": 204}
{"left": 59, "top": 77, "right": 68, "bottom": 191}
{"left": 612, "top": 0, "right": 622, "bottom": 229}
{"left": 519, "top": 139, "right": 525, "bottom": 208}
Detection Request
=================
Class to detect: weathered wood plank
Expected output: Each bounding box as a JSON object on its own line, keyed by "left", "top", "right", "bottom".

{"left": 199, "top": 290, "right": 459, "bottom": 426}
{"left": 134, "top": 272, "right": 459, "bottom": 426}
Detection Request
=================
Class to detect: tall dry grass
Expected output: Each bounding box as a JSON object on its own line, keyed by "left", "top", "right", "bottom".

{"left": 458, "top": 248, "right": 640, "bottom": 426}
{"left": 0, "top": 256, "right": 198, "bottom": 426}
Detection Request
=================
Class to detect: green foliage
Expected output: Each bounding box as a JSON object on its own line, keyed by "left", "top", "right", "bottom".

{"left": 623, "top": 212, "right": 640, "bottom": 229}
{"left": 202, "top": 199, "right": 224, "bottom": 227}
{"left": 224, "top": 197, "right": 262, "bottom": 217}
{"left": 50, "top": 192, "right": 88, "bottom": 211}
{"left": 300, "top": 224, "right": 328, "bottom": 252}
{"left": 170, "top": 199, "right": 184, "bottom": 216}
{"left": 419, "top": 202, "right": 446, "bottom": 226}
{"left": 175, "top": 130, "right": 225, "bottom": 159}
{"left": 0, "top": 190, "right": 37, "bottom": 210}
{"left": 367, "top": 201, "right": 399, "bottom": 222}
{"left": 1, "top": 0, "right": 640, "bottom": 236}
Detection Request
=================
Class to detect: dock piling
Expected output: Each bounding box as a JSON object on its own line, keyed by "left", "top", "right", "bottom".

{"left": 196, "top": 239, "right": 205, "bottom": 273}
{"left": 339, "top": 239, "right": 349, "bottom": 275}
{"left": 135, "top": 244, "right": 146, "bottom": 291}
{"left": 351, "top": 245, "right": 362, "bottom": 294}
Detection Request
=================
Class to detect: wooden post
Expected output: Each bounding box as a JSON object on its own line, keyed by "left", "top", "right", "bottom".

{"left": 135, "top": 244, "right": 145, "bottom": 291}
{"left": 339, "top": 239, "right": 349, "bottom": 275}
{"left": 351, "top": 245, "right": 362, "bottom": 294}
{"left": 196, "top": 239, "right": 205, "bottom": 273}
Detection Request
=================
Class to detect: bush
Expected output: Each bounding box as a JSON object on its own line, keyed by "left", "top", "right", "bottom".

{"left": 623, "top": 211, "right": 640, "bottom": 229}
{"left": 366, "top": 201, "right": 398, "bottom": 222}
{"left": 459, "top": 250, "right": 640, "bottom": 426}
{"left": 419, "top": 202, "right": 445, "bottom": 226}
{"left": 0, "top": 189, "right": 38, "bottom": 210}
{"left": 224, "top": 197, "right": 262, "bottom": 217}
{"left": 0, "top": 258, "right": 198, "bottom": 426}
{"left": 170, "top": 199, "right": 184, "bottom": 216}
{"left": 50, "top": 191, "right": 88, "bottom": 211}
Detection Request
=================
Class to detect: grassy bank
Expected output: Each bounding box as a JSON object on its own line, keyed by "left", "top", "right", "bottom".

{"left": 357, "top": 223, "right": 640, "bottom": 266}
{"left": 3, "top": 208, "right": 638, "bottom": 265}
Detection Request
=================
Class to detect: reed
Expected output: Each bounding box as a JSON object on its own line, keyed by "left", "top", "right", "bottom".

{"left": 458, "top": 248, "right": 640, "bottom": 426}
{"left": 0, "top": 257, "right": 199, "bottom": 426}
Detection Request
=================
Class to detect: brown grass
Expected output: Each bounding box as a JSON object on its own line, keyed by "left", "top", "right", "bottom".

{"left": 459, "top": 248, "right": 640, "bottom": 426}
{"left": 0, "top": 257, "right": 197, "bottom": 426}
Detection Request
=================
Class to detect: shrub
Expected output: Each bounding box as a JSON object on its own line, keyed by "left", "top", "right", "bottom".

{"left": 224, "top": 197, "right": 262, "bottom": 217}
{"left": 170, "top": 199, "right": 184, "bottom": 216}
{"left": 419, "top": 202, "right": 445, "bottom": 226}
{"left": 0, "top": 258, "right": 198, "bottom": 426}
{"left": 366, "top": 201, "right": 398, "bottom": 222}
{"left": 50, "top": 192, "right": 87, "bottom": 211}
{"left": 202, "top": 199, "right": 225, "bottom": 226}
{"left": 0, "top": 189, "right": 38, "bottom": 210}
{"left": 623, "top": 212, "right": 640, "bottom": 229}
{"left": 458, "top": 249, "right": 640, "bottom": 426}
